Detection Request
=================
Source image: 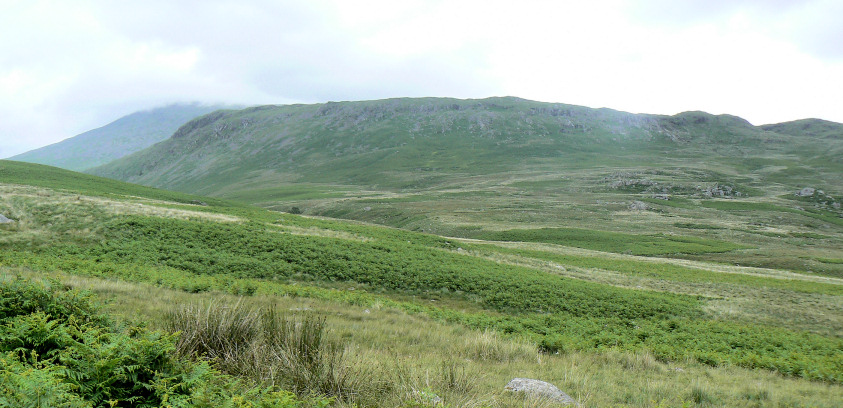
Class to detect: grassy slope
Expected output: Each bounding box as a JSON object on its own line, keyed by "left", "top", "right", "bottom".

{"left": 0, "top": 160, "right": 242, "bottom": 208}
{"left": 2, "top": 162, "right": 841, "bottom": 403}
{"left": 9, "top": 103, "right": 230, "bottom": 171}
{"left": 87, "top": 97, "right": 843, "bottom": 277}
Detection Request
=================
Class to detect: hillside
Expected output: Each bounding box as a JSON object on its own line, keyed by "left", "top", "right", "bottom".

{"left": 760, "top": 118, "right": 843, "bottom": 140}
{"left": 91, "top": 97, "right": 811, "bottom": 193}
{"left": 1, "top": 161, "right": 842, "bottom": 406}
{"left": 88, "top": 97, "right": 843, "bottom": 276}
{"left": 10, "top": 103, "right": 231, "bottom": 171}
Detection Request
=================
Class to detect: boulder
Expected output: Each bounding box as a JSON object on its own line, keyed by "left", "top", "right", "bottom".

{"left": 505, "top": 378, "right": 577, "bottom": 406}
{"left": 0, "top": 214, "right": 13, "bottom": 224}
{"left": 797, "top": 187, "right": 816, "bottom": 197}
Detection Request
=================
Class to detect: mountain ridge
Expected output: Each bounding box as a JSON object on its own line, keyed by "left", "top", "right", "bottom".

{"left": 89, "top": 96, "right": 836, "bottom": 193}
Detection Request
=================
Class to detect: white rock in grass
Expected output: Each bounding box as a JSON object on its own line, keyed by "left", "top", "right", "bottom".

{"left": 0, "top": 214, "right": 14, "bottom": 223}
{"left": 505, "top": 378, "right": 577, "bottom": 406}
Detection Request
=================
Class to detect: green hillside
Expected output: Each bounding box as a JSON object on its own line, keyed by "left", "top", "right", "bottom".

{"left": 10, "top": 103, "right": 231, "bottom": 171}
{"left": 1, "top": 161, "right": 841, "bottom": 406}
{"left": 91, "top": 97, "right": 811, "bottom": 193}
{"left": 88, "top": 97, "right": 843, "bottom": 276}
{"left": 0, "top": 160, "right": 240, "bottom": 208}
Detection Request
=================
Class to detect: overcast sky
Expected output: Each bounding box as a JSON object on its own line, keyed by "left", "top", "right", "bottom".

{"left": 2, "top": 0, "right": 842, "bottom": 158}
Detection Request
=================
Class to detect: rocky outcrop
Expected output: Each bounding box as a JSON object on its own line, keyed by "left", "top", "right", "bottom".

{"left": 0, "top": 214, "right": 14, "bottom": 224}
{"left": 699, "top": 184, "right": 740, "bottom": 198}
{"left": 505, "top": 378, "right": 577, "bottom": 406}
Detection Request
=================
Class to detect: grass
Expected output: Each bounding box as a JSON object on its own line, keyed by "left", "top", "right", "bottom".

{"left": 166, "top": 301, "right": 363, "bottom": 402}
{"left": 10, "top": 268, "right": 843, "bottom": 408}
{"left": 701, "top": 200, "right": 843, "bottom": 227}
{"left": 474, "top": 227, "right": 749, "bottom": 256}
{"left": 61, "top": 97, "right": 840, "bottom": 280}
{"left": 0, "top": 165, "right": 842, "bottom": 405}
{"left": 0, "top": 274, "right": 325, "bottom": 407}
{"left": 0, "top": 160, "right": 241, "bottom": 209}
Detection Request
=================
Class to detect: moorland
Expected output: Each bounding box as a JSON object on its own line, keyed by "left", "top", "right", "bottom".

{"left": 2, "top": 97, "right": 841, "bottom": 407}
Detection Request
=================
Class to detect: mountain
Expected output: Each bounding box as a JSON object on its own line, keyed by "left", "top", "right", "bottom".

{"left": 10, "top": 103, "right": 232, "bottom": 171}
{"left": 88, "top": 97, "right": 843, "bottom": 201}
{"left": 88, "top": 97, "right": 843, "bottom": 274}
{"left": 89, "top": 97, "right": 814, "bottom": 191}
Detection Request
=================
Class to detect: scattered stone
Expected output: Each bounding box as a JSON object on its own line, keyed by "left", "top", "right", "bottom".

{"left": 628, "top": 201, "right": 648, "bottom": 210}
{"left": 505, "top": 378, "right": 577, "bottom": 406}
{"left": 190, "top": 200, "right": 208, "bottom": 206}
{"left": 833, "top": 202, "right": 841, "bottom": 210}
{"left": 652, "top": 194, "right": 670, "bottom": 200}
{"left": 0, "top": 214, "right": 13, "bottom": 224}
{"left": 797, "top": 187, "right": 816, "bottom": 197}
{"left": 363, "top": 206, "right": 372, "bottom": 211}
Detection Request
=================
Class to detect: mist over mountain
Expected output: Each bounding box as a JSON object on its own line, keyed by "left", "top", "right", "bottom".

{"left": 10, "top": 103, "right": 233, "bottom": 171}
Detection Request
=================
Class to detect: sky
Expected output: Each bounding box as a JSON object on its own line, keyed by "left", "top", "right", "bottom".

{"left": 2, "top": 0, "right": 842, "bottom": 158}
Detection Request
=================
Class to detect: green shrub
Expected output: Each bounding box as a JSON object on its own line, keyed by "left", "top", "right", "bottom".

{"left": 0, "top": 277, "right": 321, "bottom": 407}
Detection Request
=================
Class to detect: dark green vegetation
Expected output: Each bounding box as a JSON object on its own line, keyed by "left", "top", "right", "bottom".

{"left": 86, "top": 97, "right": 843, "bottom": 277}
{"left": 2, "top": 162, "right": 841, "bottom": 390}
{"left": 0, "top": 277, "right": 323, "bottom": 407}
{"left": 10, "top": 103, "right": 232, "bottom": 171}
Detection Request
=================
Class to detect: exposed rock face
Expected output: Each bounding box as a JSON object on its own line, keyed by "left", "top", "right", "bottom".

{"left": 797, "top": 187, "right": 816, "bottom": 197}
{"left": 505, "top": 378, "right": 577, "bottom": 406}
{"left": 0, "top": 214, "right": 13, "bottom": 224}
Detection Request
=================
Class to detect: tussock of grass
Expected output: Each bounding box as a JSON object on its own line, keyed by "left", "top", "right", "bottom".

{"left": 166, "top": 300, "right": 365, "bottom": 402}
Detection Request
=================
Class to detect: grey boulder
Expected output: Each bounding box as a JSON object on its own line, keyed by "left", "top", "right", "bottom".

{"left": 505, "top": 378, "right": 577, "bottom": 406}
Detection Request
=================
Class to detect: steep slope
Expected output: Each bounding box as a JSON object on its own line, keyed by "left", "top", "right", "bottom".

{"left": 10, "top": 103, "right": 231, "bottom": 171}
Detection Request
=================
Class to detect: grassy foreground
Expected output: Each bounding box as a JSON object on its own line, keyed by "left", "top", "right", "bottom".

{"left": 3, "top": 269, "right": 841, "bottom": 407}
{"left": 1, "top": 161, "right": 841, "bottom": 406}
